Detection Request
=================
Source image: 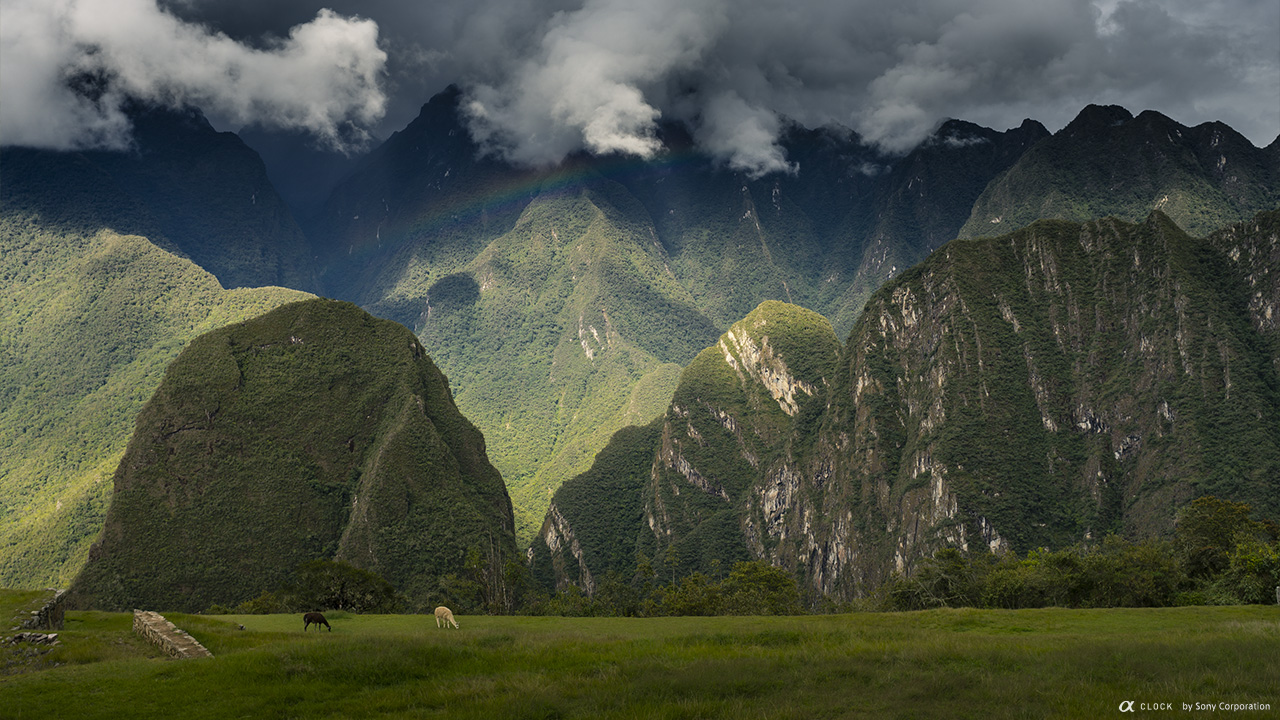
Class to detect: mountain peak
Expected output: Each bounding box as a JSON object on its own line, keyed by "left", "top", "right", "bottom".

{"left": 426, "top": 83, "right": 464, "bottom": 111}
{"left": 1061, "top": 104, "right": 1134, "bottom": 137}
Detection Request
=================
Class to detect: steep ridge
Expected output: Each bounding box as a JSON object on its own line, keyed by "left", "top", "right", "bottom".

{"left": 529, "top": 419, "right": 664, "bottom": 594}
{"left": 960, "top": 106, "right": 1280, "bottom": 239}
{"left": 0, "top": 216, "right": 311, "bottom": 588}
{"left": 532, "top": 301, "right": 841, "bottom": 586}
{"left": 534, "top": 212, "right": 1280, "bottom": 599}
{"left": 416, "top": 179, "right": 708, "bottom": 542}
{"left": 1, "top": 105, "right": 316, "bottom": 291}
{"left": 69, "top": 299, "right": 515, "bottom": 612}
{"left": 311, "top": 88, "right": 1049, "bottom": 541}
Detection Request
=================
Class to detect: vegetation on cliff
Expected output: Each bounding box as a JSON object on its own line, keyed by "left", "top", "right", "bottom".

{"left": 960, "top": 106, "right": 1280, "bottom": 240}
{"left": 69, "top": 299, "right": 516, "bottom": 612}
{"left": 533, "top": 211, "right": 1280, "bottom": 603}
{"left": 309, "top": 90, "right": 1049, "bottom": 543}
{"left": 0, "top": 217, "right": 311, "bottom": 588}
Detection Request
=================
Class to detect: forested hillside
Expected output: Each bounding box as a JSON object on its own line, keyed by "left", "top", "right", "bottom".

{"left": 70, "top": 299, "right": 516, "bottom": 612}
{"left": 533, "top": 211, "right": 1280, "bottom": 600}
{"left": 960, "top": 106, "right": 1280, "bottom": 240}
{"left": 1, "top": 106, "right": 317, "bottom": 291}
{"left": 0, "top": 216, "right": 311, "bottom": 587}
{"left": 309, "top": 89, "right": 1049, "bottom": 540}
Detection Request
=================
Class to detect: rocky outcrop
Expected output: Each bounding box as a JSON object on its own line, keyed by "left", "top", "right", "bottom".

{"left": 540, "top": 502, "right": 595, "bottom": 594}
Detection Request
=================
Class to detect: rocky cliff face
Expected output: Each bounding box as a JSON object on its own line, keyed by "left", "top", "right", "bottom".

{"left": 69, "top": 299, "right": 515, "bottom": 611}
{"left": 309, "top": 89, "right": 1055, "bottom": 548}
{"left": 535, "top": 211, "right": 1280, "bottom": 600}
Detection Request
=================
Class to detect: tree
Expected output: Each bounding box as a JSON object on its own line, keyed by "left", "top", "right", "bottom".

{"left": 887, "top": 548, "right": 990, "bottom": 610}
{"left": 1219, "top": 535, "right": 1280, "bottom": 604}
{"left": 1176, "top": 497, "right": 1266, "bottom": 579}
{"left": 658, "top": 573, "right": 721, "bottom": 616}
{"left": 719, "top": 561, "right": 803, "bottom": 615}
{"left": 288, "top": 560, "right": 400, "bottom": 613}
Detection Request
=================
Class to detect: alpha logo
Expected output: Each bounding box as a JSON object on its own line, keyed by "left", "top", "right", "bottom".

{"left": 1119, "top": 700, "right": 1135, "bottom": 712}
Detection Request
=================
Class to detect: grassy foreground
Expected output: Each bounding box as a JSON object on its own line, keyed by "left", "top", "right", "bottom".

{"left": 3, "top": 602, "right": 1277, "bottom": 719}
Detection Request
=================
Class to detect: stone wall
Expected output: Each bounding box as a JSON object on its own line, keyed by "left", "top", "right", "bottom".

{"left": 132, "top": 610, "right": 213, "bottom": 659}
{"left": 20, "top": 589, "right": 66, "bottom": 631}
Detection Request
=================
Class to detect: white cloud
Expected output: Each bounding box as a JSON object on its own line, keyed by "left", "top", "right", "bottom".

{"left": 0, "top": 0, "right": 387, "bottom": 151}
{"left": 449, "top": 0, "right": 1278, "bottom": 169}
{"left": 8, "top": 0, "right": 1277, "bottom": 165}
{"left": 463, "top": 0, "right": 727, "bottom": 166}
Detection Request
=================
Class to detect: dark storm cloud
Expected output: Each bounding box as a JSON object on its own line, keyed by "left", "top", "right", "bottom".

{"left": 3, "top": 0, "right": 1276, "bottom": 174}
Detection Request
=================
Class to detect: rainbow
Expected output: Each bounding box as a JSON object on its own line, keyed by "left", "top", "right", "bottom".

{"left": 342, "top": 145, "right": 711, "bottom": 261}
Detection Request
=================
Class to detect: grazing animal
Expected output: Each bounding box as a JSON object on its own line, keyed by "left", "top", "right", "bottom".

{"left": 434, "top": 606, "right": 458, "bottom": 629}
{"left": 303, "top": 612, "right": 331, "bottom": 632}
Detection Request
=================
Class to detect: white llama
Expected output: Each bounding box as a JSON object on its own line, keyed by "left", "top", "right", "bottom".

{"left": 434, "top": 606, "right": 459, "bottom": 629}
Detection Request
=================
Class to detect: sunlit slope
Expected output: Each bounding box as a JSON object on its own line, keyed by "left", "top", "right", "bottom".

{"left": 0, "top": 216, "right": 312, "bottom": 588}
{"left": 533, "top": 212, "right": 1280, "bottom": 599}
{"left": 416, "top": 182, "right": 711, "bottom": 543}
{"left": 312, "top": 90, "right": 1045, "bottom": 543}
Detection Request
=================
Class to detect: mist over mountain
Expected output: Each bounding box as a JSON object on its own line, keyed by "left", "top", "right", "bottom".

{"left": 6, "top": 2, "right": 1275, "bottom": 180}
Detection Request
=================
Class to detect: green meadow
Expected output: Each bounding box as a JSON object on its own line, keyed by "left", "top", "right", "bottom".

{"left": 3, "top": 593, "right": 1276, "bottom": 718}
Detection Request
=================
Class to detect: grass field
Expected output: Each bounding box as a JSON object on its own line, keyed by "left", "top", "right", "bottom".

{"left": 2, "top": 595, "right": 1277, "bottom": 718}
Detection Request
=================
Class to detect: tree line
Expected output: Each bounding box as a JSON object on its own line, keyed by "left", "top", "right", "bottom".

{"left": 209, "top": 496, "right": 1278, "bottom": 616}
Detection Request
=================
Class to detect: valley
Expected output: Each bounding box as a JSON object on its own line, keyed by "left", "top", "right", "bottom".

{"left": 0, "top": 89, "right": 1276, "bottom": 611}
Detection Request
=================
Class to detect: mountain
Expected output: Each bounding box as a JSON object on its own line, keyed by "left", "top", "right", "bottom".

{"left": 530, "top": 418, "right": 664, "bottom": 593}
{"left": 0, "top": 216, "right": 311, "bottom": 588}
{"left": 959, "top": 106, "right": 1280, "bottom": 239}
{"left": 1, "top": 105, "right": 317, "bottom": 291}
{"left": 532, "top": 211, "right": 1280, "bottom": 599}
{"left": 308, "top": 87, "right": 1048, "bottom": 542}
{"left": 236, "top": 125, "right": 362, "bottom": 222}
{"left": 69, "top": 299, "right": 515, "bottom": 612}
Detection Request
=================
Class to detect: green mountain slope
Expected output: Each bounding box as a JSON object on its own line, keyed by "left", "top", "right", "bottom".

{"left": 416, "top": 180, "right": 710, "bottom": 542}
{"left": 959, "top": 106, "right": 1280, "bottom": 239}
{"left": 1, "top": 106, "right": 317, "bottom": 291}
{"left": 530, "top": 418, "right": 664, "bottom": 593}
{"left": 69, "top": 299, "right": 515, "bottom": 612}
{"left": 311, "top": 90, "right": 1046, "bottom": 543}
{"left": 0, "top": 215, "right": 311, "bottom": 588}
{"left": 532, "top": 300, "right": 842, "bottom": 586}
{"left": 533, "top": 212, "right": 1280, "bottom": 599}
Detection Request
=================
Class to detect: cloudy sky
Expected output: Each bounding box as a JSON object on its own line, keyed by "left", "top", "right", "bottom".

{"left": 2, "top": 0, "right": 1277, "bottom": 176}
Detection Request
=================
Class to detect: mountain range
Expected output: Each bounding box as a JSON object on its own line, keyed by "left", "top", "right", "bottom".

{"left": 305, "top": 90, "right": 1276, "bottom": 544}
{"left": 1, "top": 86, "right": 1277, "bottom": 603}
{"left": 533, "top": 210, "right": 1280, "bottom": 599}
